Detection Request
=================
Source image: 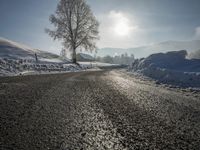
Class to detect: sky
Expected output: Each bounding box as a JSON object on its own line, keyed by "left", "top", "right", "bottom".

{"left": 0, "top": 0, "right": 200, "bottom": 55}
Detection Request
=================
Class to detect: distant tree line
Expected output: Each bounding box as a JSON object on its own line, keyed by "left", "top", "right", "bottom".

{"left": 95, "top": 53, "right": 135, "bottom": 65}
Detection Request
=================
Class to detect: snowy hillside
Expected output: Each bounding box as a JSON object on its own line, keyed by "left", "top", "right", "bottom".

{"left": 0, "top": 38, "right": 91, "bottom": 76}
{"left": 98, "top": 40, "right": 200, "bottom": 58}
{"left": 0, "top": 37, "right": 69, "bottom": 63}
{"left": 129, "top": 50, "right": 200, "bottom": 88}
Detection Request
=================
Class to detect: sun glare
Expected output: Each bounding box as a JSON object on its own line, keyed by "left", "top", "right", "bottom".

{"left": 114, "top": 21, "right": 131, "bottom": 36}
{"left": 110, "top": 11, "right": 135, "bottom": 37}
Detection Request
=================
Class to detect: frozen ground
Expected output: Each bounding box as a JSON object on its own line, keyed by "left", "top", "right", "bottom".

{"left": 0, "top": 37, "right": 75, "bottom": 76}
{"left": 0, "top": 38, "right": 113, "bottom": 76}
{"left": 79, "top": 61, "right": 119, "bottom": 67}
{"left": 0, "top": 58, "right": 85, "bottom": 77}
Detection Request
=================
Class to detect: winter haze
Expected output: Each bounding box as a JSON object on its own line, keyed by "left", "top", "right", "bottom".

{"left": 1, "top": 1, "right": 200, "bottom": 149}
{"left": 1, "top": 0, "right": 200, "bottom": 57}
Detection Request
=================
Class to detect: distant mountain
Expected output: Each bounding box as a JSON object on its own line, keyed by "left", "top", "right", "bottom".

{"left": 77, "top": 53, "right": 94, "bottom": 62}
{"left": 97, "top": 40, "right": 200, "bottom": 58}
{"left": 0, "top": 37, "right": 69, "bottom": 63}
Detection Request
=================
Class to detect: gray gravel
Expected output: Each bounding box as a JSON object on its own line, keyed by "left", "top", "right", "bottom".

{"left": 0, "top": 70, "right": 200, "bottom": 150}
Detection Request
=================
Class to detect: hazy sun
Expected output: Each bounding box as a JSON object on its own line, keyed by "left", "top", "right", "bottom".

{"left": 110, "top": 11, "right": 135, "bottom": 36}
{"left": 114, "top": 21, "right": 131, "bottom": 36}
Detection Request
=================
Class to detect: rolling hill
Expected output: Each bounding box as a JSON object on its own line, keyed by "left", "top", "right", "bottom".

{"left": 97, "top": 40, "right": 200, "bottom": 58}
{"left": 0, "top": 37, "right": 68, "bottom": 63}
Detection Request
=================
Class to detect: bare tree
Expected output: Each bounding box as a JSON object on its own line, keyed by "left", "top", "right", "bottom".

{"left": 46, "top": 0, "right": 99, "bottom": 63}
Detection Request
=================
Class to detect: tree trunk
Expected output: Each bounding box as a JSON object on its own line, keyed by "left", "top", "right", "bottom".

{"left": 72, "top": 48, "right": 77, "bottom": 64}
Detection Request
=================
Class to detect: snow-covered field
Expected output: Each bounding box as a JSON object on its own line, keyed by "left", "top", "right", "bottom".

{"left": 79, "top": 61, "right": 119, "bottom": 67}
{"left": 129, "top": 50, "right": 200, "bottom": 88}
{"left": 0, "top": 38, "right": 93, "bottom": 76}
{"left": 0, "top": 38, "right": 120, "bottom": 76}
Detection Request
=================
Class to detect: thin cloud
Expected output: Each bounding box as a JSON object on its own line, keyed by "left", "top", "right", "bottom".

{"left": 97, "top": 10, "right": 141, "bottom": 48}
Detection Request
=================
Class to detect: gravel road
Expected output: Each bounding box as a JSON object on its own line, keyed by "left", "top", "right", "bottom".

{"left": 0, "top": 70, "right": 200, "bottom": 150}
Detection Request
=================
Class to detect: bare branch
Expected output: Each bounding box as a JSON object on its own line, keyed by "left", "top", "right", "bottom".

{"left": 46, "top": 0, "right": 99, "bottom": 63}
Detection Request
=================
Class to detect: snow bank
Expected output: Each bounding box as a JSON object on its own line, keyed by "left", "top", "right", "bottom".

{"left": 129, "top": 50, "right": 200, "bottom": 88}
{"left": 0, "top": 58, "right": 84, "bottom": 77}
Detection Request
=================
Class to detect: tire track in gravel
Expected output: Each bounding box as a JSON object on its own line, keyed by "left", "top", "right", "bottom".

{"left": 22, "top": 72, "right": 126, "bottom": 150}
{"left": 1, "top": 70, "right": 200, "bottom": 150}
{"left": 60, "top": 71, "right": 126, "bottom": 150}
{"left": 0, "top": 74, "right": 67, "bottom": 150}
{"left": 95, "top": 70, "right": 200, "bottom": 149}
{"left": 1, "top": 71, "right": 127, "bottom": 150}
